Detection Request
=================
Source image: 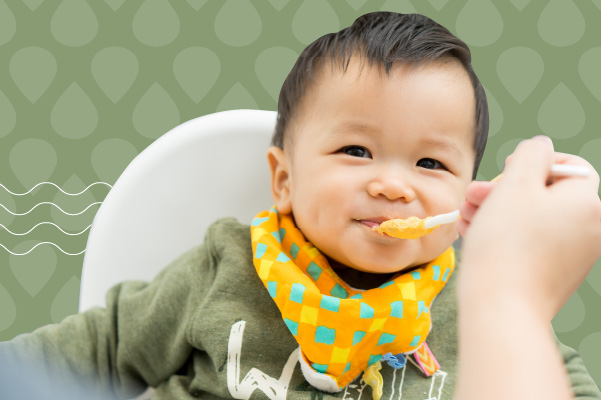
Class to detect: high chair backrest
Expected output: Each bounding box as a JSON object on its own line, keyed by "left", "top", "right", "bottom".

{"left": 79, "top": 109, "right": 277, "bottom": 312}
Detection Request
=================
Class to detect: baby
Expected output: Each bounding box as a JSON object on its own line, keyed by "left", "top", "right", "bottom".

{"left": 1, "top": 11, "right": 599, "bottom": 400}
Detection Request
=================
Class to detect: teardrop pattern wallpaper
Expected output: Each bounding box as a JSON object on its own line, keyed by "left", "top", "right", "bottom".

{"left": 1, "top": 0, "right": 600, "bottom": 386}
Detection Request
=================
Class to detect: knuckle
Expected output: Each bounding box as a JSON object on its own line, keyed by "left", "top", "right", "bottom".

{"left": 514, "top": 139, "right": 540, "bottom": 159}
{"left": 516, "top": 139, "right": 532, "bottom": 151}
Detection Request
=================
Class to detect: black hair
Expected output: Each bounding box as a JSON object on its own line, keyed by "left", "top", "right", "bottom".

{"left": 272, "top": 12, "right": 488, "bottom": 179}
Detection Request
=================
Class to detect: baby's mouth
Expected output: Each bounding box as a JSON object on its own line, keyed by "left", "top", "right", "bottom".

{"left": 355, "top": 219, "right": 393, "bottom": 237}
{"left": 358, "top": 220, "right": 379, "bottom": 229}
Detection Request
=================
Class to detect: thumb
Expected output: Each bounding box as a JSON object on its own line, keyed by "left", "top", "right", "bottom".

{"left": 501, "top": 135, "right": 555, "bottom": 187}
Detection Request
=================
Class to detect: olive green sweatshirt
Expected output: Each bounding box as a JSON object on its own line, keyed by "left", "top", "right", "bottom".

{"left": 1, "top": 218, "right": 599, "bottom": 399}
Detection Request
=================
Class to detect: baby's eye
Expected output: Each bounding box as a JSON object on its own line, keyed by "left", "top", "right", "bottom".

{"left": 417, "top": 158, "right": 446, "bottom": 170}
{"left": 340, "top": 145, "right": 372, "bottom": 158}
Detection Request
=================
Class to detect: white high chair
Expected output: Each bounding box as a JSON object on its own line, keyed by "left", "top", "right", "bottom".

{"left": 79, "top": 109, "right": 276, "bottom": 313}
{"left": 79, "top": 109, "right": 276, "bottom": 399}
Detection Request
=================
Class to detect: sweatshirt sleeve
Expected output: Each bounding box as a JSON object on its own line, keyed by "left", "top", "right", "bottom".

{"left": 556, "top": 334, "right": 601, "bottom": 399}
{"left": 0, "top": 241, "right": 212, "bottom": 400}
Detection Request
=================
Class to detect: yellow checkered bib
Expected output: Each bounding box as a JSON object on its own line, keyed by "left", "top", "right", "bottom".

{"left": 251, "top": 207, "right": 454, "bottom": 394}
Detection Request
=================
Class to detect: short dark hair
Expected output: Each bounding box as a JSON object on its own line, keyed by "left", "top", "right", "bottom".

{"left": 272, "top": 12, "right": 488, "bottom": 180}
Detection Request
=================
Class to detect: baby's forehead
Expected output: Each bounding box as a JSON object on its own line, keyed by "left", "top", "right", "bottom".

{"left": 299, "top": 60, "right": 474, "bottom": 123}
{"left": 302, "top": 58, "right": 471, "bottom": 111}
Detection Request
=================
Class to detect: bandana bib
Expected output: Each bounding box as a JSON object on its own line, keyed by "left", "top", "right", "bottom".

{"left": 251, "top": 207, "right": 454, "bottom": 395}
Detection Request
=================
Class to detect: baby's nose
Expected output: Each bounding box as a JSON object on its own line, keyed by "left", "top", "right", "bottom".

{"left": 367, "top": 171, "right": 416, "bottom": 202}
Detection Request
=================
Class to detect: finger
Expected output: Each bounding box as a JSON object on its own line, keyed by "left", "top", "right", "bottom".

{"left": 465, "top": 181, "right": 496, "bottom": 206}
{"left": 455, "top": 218, "right": 469, "bottom": 238}
{"left": 530, "top": 152, "right": 600, "bottom": 190}
{"left": 508, "top": 151, "right": 598, "bottom": 187}
{"left": 501, "top": 135, "right": 555, "bottom": 187}
{"left": 552, "top": 152, "right": 591, "bottom": 167}
{"left": 508, "top": 151, "right": 590, "bottom": 171}
{"left": 550, "top": 153, "right": 599, "bottom": 188}
{"left": 459, "top": 200, "right": 479, "bottom": 223}
{"left": 509, "top": 151, "right": 590, "bottom": 170}
{"left": 549, "top": 172, "right": 601, "bottom": 207}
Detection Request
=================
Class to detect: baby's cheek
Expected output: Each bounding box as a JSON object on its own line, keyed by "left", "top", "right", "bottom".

{"left": 427, "top": 222, "right": 458, "bottom": 248}
{"left": 442, "top": 224, "right": 460, "bottom": 248}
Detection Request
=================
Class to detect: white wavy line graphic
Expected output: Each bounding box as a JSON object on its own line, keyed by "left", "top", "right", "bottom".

{"left": 0, "top": 181, "right": 112, "bottom": 196}
{"left": 0, "top": 222, "right": 92, "bottom": 236}
{"left": 0, "top": 201, "right": 102, "bottom": 216}
{"left": 0, "top": 242, "right": 85, "bottom": 256}
{"left": 0, "top": 182, "right": 107, "bottom": 255}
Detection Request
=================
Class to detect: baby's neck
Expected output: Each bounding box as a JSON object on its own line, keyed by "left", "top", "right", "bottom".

{"left": 327, "top": 256, "right": 396, "bottom": 290}
{"left": 335, "top": 267, "right": 395, "bottom": 290}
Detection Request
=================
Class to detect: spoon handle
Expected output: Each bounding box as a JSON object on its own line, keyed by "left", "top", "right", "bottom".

{"left": 424, "top": 210, "right": 460, "bottom": 229}
{"left": 550, "top": 164, "right": 590, "bottom": 177}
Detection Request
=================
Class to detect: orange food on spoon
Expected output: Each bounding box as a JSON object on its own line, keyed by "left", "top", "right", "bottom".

{"left": 372, "top": 216, "right": 439, "bottom": 239}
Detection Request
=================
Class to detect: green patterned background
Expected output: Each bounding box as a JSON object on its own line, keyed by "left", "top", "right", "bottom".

{"left": 1, "top": 0, "right": 600, "bottom": 387}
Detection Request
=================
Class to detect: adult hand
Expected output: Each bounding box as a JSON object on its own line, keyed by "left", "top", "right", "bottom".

{"left": 456, "top": 135, "right": 601, "bottom": 321}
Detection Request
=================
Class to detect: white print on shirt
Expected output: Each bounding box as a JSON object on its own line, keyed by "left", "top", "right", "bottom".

{"left": 342, "top": 378, "right": 368, "bottom": 400}
{"left": 340, "top": 359, "right": 447, "bottom": 400}
{"left": 227, "top": 320, "right": 298, "bottom": 400}
{"left": 428, "top": 370, "right": 448, "bottom": 400}
{"left": 226, "top": 320, "right": 447, "bottom": 400}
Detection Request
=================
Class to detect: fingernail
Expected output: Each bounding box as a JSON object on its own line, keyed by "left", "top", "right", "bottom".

{"left": 533, "top": 135, "right": 552, "bottom": 145}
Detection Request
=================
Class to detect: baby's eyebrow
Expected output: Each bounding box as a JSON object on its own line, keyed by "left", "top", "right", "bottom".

{"left": 420, "top": 137, "right": 463, "bottom": 159}
{"left": 329, "top": 121, "right": 379, "bottom": 137}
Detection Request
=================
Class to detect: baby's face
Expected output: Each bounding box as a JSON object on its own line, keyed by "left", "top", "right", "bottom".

{"left": 269, "top": 58, "right": 476, "bottom": 274}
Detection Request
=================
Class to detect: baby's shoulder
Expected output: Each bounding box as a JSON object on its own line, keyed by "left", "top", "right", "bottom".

{"left": 206, "top": 216, "right": 251, "bottom": 242}
{"left": 203, "top": 216, "right": 252, "bottom": 259}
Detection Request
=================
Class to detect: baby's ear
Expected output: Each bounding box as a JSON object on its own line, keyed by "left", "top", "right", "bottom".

{"left": 266, "top": 146, "right": 292, "bottom": 214}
